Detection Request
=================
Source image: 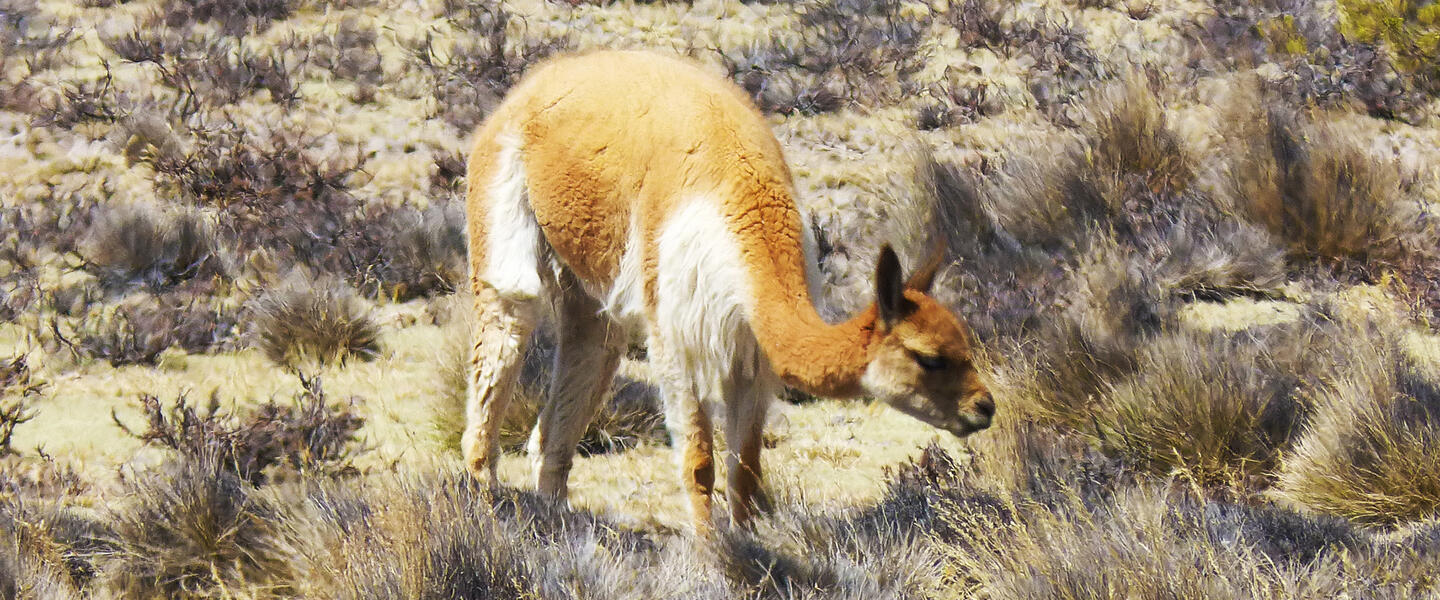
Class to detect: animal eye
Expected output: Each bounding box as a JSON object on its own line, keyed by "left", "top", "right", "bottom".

{"left": 913, "top": 352, "right": 947, "bottom": 371}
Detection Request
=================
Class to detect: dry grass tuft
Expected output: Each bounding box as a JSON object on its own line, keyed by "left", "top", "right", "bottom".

{"left": 1083, "top": 78, "right": 1193, "bottom": 194}
{"left": 100, "top": 457, "right": 301, "bottom": 598}
{"left": 1278, "top": 316, "right": 1440, "bottom": 525}
{"left": 1223, "top": 104, "right": 1421, "bottom": 270}
{"left": 296, "top": 472, "right": 682, "bottom": 600}
{"left": 1094, "top": 326, "right": 1314, "bottom": 487}
{"left": 250, "top": 275, "right": 381, "bottom": 368}
{"left": 1022, "top": 242, "right": 1168, "bottom": 424}
{"left": 0, "top": 505, "right": 85, "bottom": 600}
{"left": 1154, "top": 217, "right": 1287, "bottom": 302}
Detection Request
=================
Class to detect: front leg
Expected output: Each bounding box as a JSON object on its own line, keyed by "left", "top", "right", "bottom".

{"left": 463, "top": 285, "right": 537, "bottom": 485}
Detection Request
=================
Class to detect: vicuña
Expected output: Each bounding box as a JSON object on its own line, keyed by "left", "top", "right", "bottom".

{"left": 462, "top": 50, "right": 995, "bottom": 531}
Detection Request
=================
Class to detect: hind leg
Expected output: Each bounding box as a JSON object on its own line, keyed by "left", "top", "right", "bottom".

{"left": 649, "top": 333, "right": 716, "bottom": 534}
{"left": 463, "top": 284, "right": 539, "bottom": 485}
{"left": 725, "top": 374, "right": 776, "bottom": 526}
{"left": 531, "top": 280, "right": 625, "bottom": 498}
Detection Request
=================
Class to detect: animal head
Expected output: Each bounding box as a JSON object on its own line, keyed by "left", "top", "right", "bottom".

{"left": 860, "top": 245, "right": 995, "bottom": 437}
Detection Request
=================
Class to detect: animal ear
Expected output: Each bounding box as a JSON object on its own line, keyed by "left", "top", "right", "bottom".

{"left": 906, "top": 240, "right": 947, "bottom": 293}
{"left": 876, "top": 245, "right": 908, "bottom": 328}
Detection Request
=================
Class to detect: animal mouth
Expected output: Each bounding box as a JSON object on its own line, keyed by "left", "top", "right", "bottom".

{"left": 946, "top": 413, "right": 992, "bottom": 437}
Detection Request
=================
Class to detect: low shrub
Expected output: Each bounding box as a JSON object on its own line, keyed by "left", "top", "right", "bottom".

{"left": 163, "top": 0, "right": 296, "bottom": 35}
{"left": 307, "top": 16, "right": 384, "bottom": 88}
{"left": 1202, "top": 0, "right": 1417, "bottom": 119}
{"left": 249, "top": 275, "right": 381, "bottom": 368}
{"left": 148, "top": 120, "right": 367, "bottom": 269}
{"left": 1337, "top": 0, "right": 1440, "bottom": 95}
{"left": 352, "top": 202, "right": 468, "bottom": 301}
{"left": 720, "top": 0, "right": 929, "bottom": 114}
{"left": 424, "top": 1, "right": 569, "bottom": 132}
{"left": 0, "top": 357, "right": 40, "bottom": 457}
{"left": 159, "top": 38, "right": 300, "bottom": 106}
{"left": 49, "top": 296, "right": 238, "bottom": 366}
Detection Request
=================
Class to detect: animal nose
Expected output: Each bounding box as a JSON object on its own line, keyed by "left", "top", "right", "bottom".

{"left": 973, "top": 393, "right": 995, "bottom": 419}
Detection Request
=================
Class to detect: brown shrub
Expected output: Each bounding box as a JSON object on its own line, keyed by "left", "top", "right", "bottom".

{"left": 163, "top": 0, "right": 295, "bottom": 35}
{"left": 80, "top": 204, "right": 229, "bottom": 293}
{"left": 146, "top": 119, "right": 367, "bottom": 271}
{"left": 49, "top": 296, "right": 238, "bottom": 366}
{"left": 350, "top": 202, "right": 468, "bottom": 301}
{"left": 422, "top": 1, "right": 570, "bottom": 132}
{"left": 0, "top": 357, "right": 40, "bottom": 457}
{"left": 115, "top": 376, "right": 365, "bottom": 484}
{"left": 719, "top": 0, "right": 929, "bottom": 114}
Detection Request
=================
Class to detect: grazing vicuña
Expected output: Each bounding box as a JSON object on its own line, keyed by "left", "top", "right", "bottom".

{"left": 462, "top": 50, "right": 995, "bottom": 531}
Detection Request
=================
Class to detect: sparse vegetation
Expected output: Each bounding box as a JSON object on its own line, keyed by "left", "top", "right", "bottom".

{"left": 3, "top": 0, "right": 1440, "bottom": 596}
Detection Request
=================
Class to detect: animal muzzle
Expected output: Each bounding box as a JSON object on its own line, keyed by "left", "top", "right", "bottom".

{"left": 957, "top": 392, "right": 995, "bottom": 433}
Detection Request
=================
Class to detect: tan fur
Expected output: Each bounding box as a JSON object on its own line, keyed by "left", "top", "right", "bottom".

{"left": 463, "top": 50, "right": 995, "bottom": 532}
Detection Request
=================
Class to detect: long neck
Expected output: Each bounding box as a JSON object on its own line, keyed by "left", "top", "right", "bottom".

{"left": 751, "top": 295, "right": 879, "bottom": 398}
{"left": 710, "top": 149, "right": 879, "bottom": 397}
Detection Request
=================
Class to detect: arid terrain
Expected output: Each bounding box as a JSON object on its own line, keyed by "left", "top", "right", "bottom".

{"left": 3, "top": 0, "right": 1440, "bottom": 597}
